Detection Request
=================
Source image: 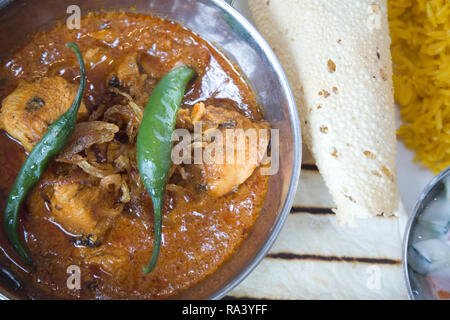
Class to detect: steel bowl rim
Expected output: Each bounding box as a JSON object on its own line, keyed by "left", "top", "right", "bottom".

{"left": 402, "top": 166, "right": 450, "bottom": 300}
{"left": 207, "top": 0, "right": 302, "bottom": 300}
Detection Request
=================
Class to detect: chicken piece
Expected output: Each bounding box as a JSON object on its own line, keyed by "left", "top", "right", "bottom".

{"left": 108, "top": 54, "right": 146, "bottom": 91}
{"left": 50, "top": 183, "right": 121, "bottom": 242}
{"left": 84, "top": 47, "right": 114, "bottom": 71}
{"left": 116, "top": 53, "right": 141, "bottom": 86}
{"left": 181, "top": 103, "right": 270, "bottom": 197}
{"left": 0, "top": 77, "right": 88, "bottom": 152}
{"left": 106, "top": 53, "right": 153, "bottom": 107}
{"left": 77, "top": 245, "right": 129, "bottom": 276}
{"left": 28, "top": 169, "right": 122, "bottom": 244}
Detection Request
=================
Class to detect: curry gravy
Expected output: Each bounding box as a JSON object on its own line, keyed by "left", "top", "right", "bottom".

{"left": 0, "top": 12, "right": 268, "bottom": 299}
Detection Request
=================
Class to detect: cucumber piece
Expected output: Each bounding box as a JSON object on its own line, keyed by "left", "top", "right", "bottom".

{"left": 418, "top": 197, "right": 450, "bottom": 235}
{"left": 414, "top": 221, "right": 446, "bottom": 241}
{"left": 444, "top": 175, "right": 450, "bottom": 202}
{"left": 408, "top": 246, "right": 432, "bottom": 275}
{"left": 412, "top": 238, "right": 450, "bottom": 266}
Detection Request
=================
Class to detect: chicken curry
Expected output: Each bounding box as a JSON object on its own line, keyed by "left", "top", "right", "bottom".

{"left": 0, "top": 12, "right": 269, "bottom": 299}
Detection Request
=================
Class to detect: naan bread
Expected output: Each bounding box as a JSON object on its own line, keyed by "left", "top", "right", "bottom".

{"left": 249, "top": 0, "right": 399, "bottom": 223}
{"left": 230, "top": 163, "right": 407, "bottom": 299}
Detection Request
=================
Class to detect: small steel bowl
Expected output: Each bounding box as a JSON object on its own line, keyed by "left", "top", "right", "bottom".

{"left": 0, "top": 0, "right": 301, "bottom": 299}
{"left": 403, "top": 167, "right": 450, "bottom": 300}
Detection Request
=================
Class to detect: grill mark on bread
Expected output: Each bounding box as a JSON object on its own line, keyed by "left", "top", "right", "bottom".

{"left": 291, "top": 206, "right": 334, "bottom": 215}
{"left": 291, "top": 206, "right": 399, "bottom": 219}
{"left": 266, "top": 252, "right": 401, "bottom": 265}
{"left": 301, "top": 163, "right": 319, "bottom": 171}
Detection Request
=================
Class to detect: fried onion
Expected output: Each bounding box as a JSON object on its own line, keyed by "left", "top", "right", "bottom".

{"left": 57, "top": 121, "right": 119, "bottom": 162}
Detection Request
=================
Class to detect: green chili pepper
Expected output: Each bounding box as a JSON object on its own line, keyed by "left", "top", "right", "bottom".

{"left": 3, "top": 42, "right": 86, "bottom": 267}
{"left": 137, "top": 65, "right": 195, "bottom": 274}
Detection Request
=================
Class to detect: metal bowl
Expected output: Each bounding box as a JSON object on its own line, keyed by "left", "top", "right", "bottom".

{"left": 0, "top": 0, "right": 301, "bottom": 299}
{"left": 403, "top": 167, "right": 450, "bottom": 300}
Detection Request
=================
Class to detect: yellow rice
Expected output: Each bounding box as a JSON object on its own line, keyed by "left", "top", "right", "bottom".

{"left": 388, "top": 0, "right": 450, "bottom": 174}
